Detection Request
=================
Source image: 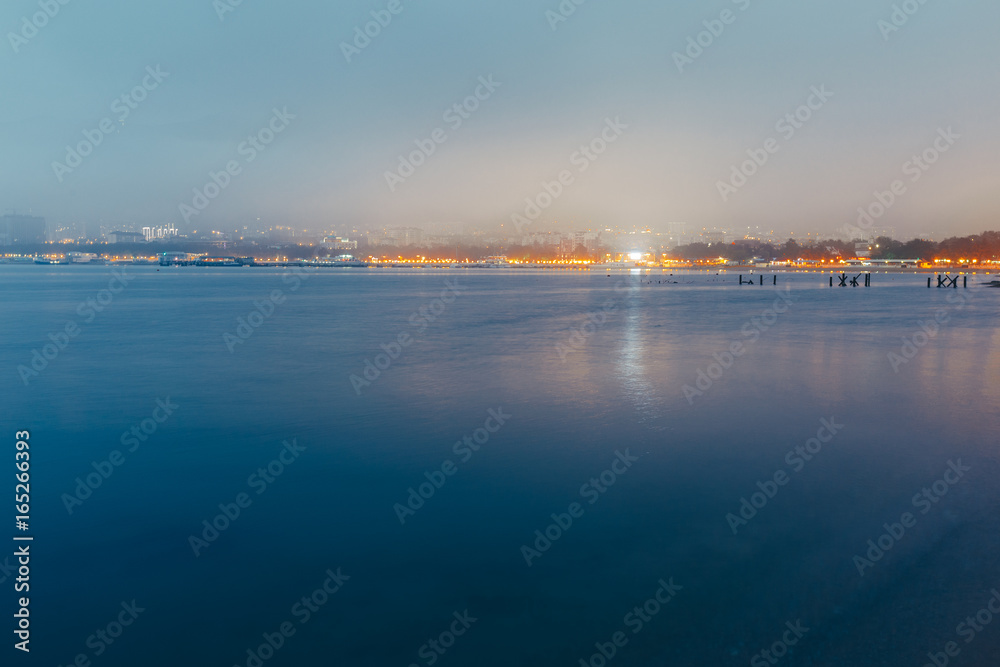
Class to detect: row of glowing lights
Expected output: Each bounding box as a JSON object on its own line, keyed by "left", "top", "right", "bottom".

{"left": 14, "top": 253, "right": 1000, "bottom": 266}
{"left": 688, "top": 257, "right": 999, "bottom": 265}
{"left": 379, "top": 255, "right": 1000, "bottom": 265}
{"left": 374, "top": 258, "right": 596, "bottom": 264}
{"left": 376, "top": 252, "right": 654, "bottom": 264}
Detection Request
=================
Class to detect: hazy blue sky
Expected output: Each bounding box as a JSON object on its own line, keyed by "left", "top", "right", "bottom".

{"left": 2, "top": 0, "right": 998, "bottom": 238}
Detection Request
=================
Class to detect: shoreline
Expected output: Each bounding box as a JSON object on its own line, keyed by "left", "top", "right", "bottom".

{"left": 1, "top": 261, "right": 992, "bottom": 274}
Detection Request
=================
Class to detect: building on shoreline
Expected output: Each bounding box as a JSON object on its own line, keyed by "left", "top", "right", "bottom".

{"left": 108, "top": 231, "right": 146, "bottom": 244}
{"left": 0, "top": 214, "right": 46, "bottom": 246}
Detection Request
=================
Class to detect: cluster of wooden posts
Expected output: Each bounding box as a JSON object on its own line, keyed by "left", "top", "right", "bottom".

{"left": 830, "top": 273, "right": 871, "bottom": 287}
{"left": 738, "top": 275, "right": 778, "bottom": 285}
{"left": 929, "top": 274, "right": 967, "bottom": 288}
{"left": 736, "top": 273, "right": 972, "bottom": 289}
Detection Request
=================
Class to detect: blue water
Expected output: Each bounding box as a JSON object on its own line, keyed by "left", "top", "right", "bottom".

{"left": 2, "top": 266, "right": 998, "bottom": 666}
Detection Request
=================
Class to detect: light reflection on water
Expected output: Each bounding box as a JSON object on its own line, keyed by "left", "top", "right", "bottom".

{"left": 0, "top": 267, "right": 997, "bottom": 666}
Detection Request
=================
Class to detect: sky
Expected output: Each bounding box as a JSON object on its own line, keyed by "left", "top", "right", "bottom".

{"left": 2, "top": 0, "right": 999, "bottom": 239}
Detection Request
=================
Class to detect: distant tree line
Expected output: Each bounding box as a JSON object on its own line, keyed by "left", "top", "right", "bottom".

{"left": 669, "top": 231, "right": 1000, "bottom": 262}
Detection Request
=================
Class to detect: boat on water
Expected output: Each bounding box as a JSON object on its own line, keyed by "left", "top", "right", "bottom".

{"left": 68, "top": 252, "right": 106, "bottom": 265}
{"left": 591, "top": 261, "right": 638, "bottom": 270}
{"left": 159, "top": 252, "right": 205, "bottom": 266}
{"left": 306, "top": 255, "right": 370, "bottom": 267}
{"left": 33, "top": 256, "right": 67, "bottom": 265}
{"left": 195, "top": 256, "right": 244, "bottom": 267}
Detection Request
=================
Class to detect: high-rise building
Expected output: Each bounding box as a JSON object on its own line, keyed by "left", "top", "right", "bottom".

{"left": 142, "top": 224, "right": 178, "bottom": 241}
{"left": 559, "top": 237, "right": 575, "bottom": 256}
{"left": 0, "top": 214, "right": 47, "bottom": 246}
{"left": 664, "top": 221, "right": 689, "bottom": 246}
{"left": 385, "top": 227, "right": 423, "bottom": 246}
{"left": 573, "top": 231, "right": 600, "bottom": 250}
{"left": 321, "top": 236, "right": 358, "bottom": 251}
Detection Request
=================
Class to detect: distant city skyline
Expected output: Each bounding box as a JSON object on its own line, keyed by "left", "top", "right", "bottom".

{"left": 0, "top": 210, "right": 938, "bottom": 248}
{"left": 3, "top": 1, "right": 998, "bottom": 238}
{"left": 18, "top": 215, "right": 918, "bottom": 245}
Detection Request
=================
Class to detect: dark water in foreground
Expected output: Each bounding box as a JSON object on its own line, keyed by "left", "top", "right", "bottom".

{"left": 2, "top": 266, "right": 999, "bottom": 666}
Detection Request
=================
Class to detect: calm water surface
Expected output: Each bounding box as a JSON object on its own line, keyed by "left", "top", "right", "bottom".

{"left": 2, "top": 266, "right": 998, "bottom": 666}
